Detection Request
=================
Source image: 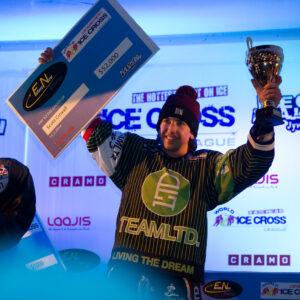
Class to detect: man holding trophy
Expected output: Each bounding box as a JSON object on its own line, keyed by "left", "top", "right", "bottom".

{"left": 39, "top": 40, "right": 282, "bottom": 299}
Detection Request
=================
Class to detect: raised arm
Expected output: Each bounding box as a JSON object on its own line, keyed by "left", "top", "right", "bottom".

{"left": 210, "top": 76, "right": 282, "bottom": 206}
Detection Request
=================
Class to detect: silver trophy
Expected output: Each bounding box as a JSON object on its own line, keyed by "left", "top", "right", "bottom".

{"left": 246, "top": 37, "right": 284, "bottom": 126}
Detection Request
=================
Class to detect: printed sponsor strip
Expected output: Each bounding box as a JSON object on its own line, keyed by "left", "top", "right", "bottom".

{"left": 25, "top": 254, "right": 58, "bottom": 271}
{"left": 131, "top": 85, "right": 229, "bottom": 103}
{"left": 42, "top": 83, "right": 89, "bottom": 135}
{"left": 94, "top": 37, "right": 133, "bottom": 79}
{"left": 62, "top": 8, "right": 111, "bottom": 62}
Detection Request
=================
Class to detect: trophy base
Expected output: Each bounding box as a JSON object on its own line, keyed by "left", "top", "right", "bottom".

{"left": 255, "top": 106, "right": 284, "bottom": 126}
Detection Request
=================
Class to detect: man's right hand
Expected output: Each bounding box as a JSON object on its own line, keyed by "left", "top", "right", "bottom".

{"left": 38, "top": 47, "right": 54, "bottom": 64}
{"left": 251, "top": 75, "right": 282, "bottom": 108}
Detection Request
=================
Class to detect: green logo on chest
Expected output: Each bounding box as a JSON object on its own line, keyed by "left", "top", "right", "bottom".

{"left": 141, "top": 167, "right": 190, "bottom": 217}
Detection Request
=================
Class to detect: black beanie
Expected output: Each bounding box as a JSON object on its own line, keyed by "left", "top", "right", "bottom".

{"left": 156, "top": 85, "right": 200, "bottom": 137}
{"left": 0, "top": 158, "right": 36, "bottom": 251}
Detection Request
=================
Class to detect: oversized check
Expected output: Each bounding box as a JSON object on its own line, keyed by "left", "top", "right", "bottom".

{"left": 6, "top": 0, "right": 159, "bottom": 158}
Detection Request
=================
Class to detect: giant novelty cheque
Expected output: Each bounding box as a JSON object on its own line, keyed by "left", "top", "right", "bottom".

{"left": 6, "top": 0, "right": 159, "bottom": 158}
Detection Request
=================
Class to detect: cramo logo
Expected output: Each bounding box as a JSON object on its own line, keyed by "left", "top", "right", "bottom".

{"left": 252, "top": 94, "right": 300, "bottom": 132}
{"left": 47, "top": 216, "right": 91, "bottom": 227}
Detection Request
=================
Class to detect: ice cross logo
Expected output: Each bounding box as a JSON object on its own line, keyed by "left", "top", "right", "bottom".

{"left": 281, "top": 94, "right": 300, "bottom": 132}
{"left": 252, "top": 94, "right": 300, "bottom": 133}
{"left": 142, "top": 167, "right": 190, "bottom": 217}
{"left": 214, "top": 214, "right": 235, "bottom": 226}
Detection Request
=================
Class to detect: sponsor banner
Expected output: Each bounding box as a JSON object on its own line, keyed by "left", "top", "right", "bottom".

{"left": 131, "top": 85, "right": 228, "bottom": 104}
{"left": 49, "top": 175, "right": 106, "bottom": 187}
{"left": 6, "top": 0, "right": 159, "bottom": 158}
{"left": 261, "top": 282, "right": 300, "bottom": 299}
{"left": 47, "top": 216, "right": 92, "bottom": 231}
{"left": 202, "top": 272, "right": 300, "bottom": 300}
{"left": 101, "top": 84, "right": 237, "bottom": 150}
{"left": 100, "top": 106, "right": 237, "bottom": 149}
{"left": 212, "top": 206, "right": 287, "bottom": 232}
{"left": 228, "top": 254, "right": 291, "bottom": 267}
{"left": 100, "top": 103, "right": 235, "bottom": 132}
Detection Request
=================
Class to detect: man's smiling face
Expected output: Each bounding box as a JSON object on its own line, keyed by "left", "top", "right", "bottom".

{"left": 160, "top": 117, "right": 194, "bottom": 158}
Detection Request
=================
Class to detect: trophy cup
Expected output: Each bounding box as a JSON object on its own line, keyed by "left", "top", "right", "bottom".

{"left": 246, "top": 37, "right": 284, "bottom": 126}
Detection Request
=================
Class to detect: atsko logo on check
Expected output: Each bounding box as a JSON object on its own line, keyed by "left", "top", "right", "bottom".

{"left": 6, "top": 0, "right": 159, "bottom": 158}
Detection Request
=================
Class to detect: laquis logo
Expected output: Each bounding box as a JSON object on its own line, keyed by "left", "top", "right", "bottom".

{"left": 23, "top": 62, "right": 67, "bottom": 111}
{"left": 252, "top": 94, "right": 300, "bottom": 133}
{"left": 47, "top": 216, "right": 92, "bottom": 227}
{"left": 251, "top": 173, "right": 279, "bottom": 189}
{"left": 256, "top": 174, "right": 279, "bottom": 184}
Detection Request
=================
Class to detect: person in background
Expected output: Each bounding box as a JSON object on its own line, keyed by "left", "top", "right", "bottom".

{"left": 0, "top": 158, "right": 36, "bottom": 251}
{"left": 40, "top": 47, "right": 281, "bottom": 300}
